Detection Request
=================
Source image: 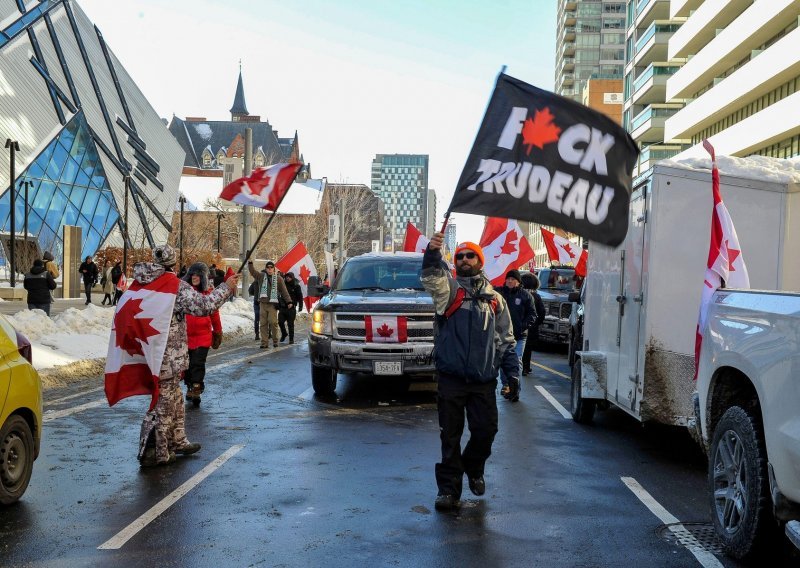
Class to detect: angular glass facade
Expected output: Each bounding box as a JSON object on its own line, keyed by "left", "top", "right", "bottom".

{"left": 0, "top": 113, "right": 119, "bottom": 261}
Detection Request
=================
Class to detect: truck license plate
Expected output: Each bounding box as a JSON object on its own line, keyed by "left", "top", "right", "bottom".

{"left": 373, "top": 361, "right": 403, "bottom": 375}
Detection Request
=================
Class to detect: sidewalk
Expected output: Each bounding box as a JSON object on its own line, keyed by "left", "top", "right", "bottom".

{"left": 0, "top": 297, "right": 112, "bottom": 316}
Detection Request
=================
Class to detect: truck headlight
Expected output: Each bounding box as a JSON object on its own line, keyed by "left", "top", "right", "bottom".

{"left": 312, "top": 310, "right": 332, "bottom": 335}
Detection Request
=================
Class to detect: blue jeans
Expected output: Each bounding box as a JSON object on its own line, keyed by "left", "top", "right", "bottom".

{"left": 499, "top": 339, "right": 524, "bottom": 388}
{"left": 253, "top": 300, "right": 260, "bottom": 337}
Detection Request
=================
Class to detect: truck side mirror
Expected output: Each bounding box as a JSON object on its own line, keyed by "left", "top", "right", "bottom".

{"left": 568, "top": 291, "right": 580, "bottom": 303}
{"left": 307, "top": 276, "right": 329, "bottom": 297}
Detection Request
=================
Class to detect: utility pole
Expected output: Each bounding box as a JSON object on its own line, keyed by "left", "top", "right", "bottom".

{"left": 338, "top": 196, "right": 345, "bottom": 264}
{"left": 20, "top": 179, "right": 31, "bottom": 238}
{"left": 240, "top": 127, "right": 252, "bottom": 299}
{"left": 178, "top": 194, "right": 187, "bottom": 270}
{"left": 5, "top": 139, "right": 19, "bottom": 287}
{"left": 123, "top": 174, "right": 130, "bottom": 275}
{"left": 217, "top": 212, "right": 224, "bottom": 253}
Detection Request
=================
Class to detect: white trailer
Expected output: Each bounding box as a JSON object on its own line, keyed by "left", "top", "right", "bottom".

{"left": 571, "top": 162, "right": 800, "bottom": 426}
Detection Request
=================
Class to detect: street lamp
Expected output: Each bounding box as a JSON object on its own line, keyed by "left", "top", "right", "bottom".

{"left": 5, "top": 139, "right": 19, "bottom": 287}
{"left": 216, "top": 212, "right": 224, "bottom": 253}
{"left": 20, "top": 179, "right": 32, "bottom": 238}
{"left": 178, "top": 194, "right": 187, "bottom": 270}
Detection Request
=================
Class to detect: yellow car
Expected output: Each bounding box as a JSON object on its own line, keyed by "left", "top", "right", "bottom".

{"left": 0, "top": 314, "right": 41, "bottom": 505}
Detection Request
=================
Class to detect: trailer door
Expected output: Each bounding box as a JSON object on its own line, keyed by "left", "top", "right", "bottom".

{"left": 609, "top": 182, "right": 647, "bottom": 412}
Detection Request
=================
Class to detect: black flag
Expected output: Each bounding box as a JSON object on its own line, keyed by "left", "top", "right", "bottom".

{"left": 448, "top": 73, "right": 639, "bottom": 247}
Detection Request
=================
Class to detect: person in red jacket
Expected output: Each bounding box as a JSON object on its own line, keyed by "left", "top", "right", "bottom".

{"left": 183, "top": 263, "right": 222, "bottom": 406}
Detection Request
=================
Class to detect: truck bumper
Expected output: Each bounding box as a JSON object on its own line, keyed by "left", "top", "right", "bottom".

{"left": 539, "top": 321, "right": 570, "bottom": 344}
{"left": 308, "top": 334, "right": 435, "bottom": 375}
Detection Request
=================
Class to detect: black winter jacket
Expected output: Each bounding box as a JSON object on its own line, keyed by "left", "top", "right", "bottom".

{"left": 496, "top": 285, "right": 535, "bottom": 340}
{"left": 79, "top": 261, "right": 98, "bottom": 284}
{"left": 24, "top": 265, "right": 56, "bottom": 304}
{"left": 282, "top": 279, "right": 304, "bottom": 313}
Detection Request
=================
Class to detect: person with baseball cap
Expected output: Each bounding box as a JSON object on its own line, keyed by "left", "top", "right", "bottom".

{"left": 248, "top": 259, "right": 293, "bottom": 349}
{"left": 421, "top": 231, "right": 520, "bottom": 511}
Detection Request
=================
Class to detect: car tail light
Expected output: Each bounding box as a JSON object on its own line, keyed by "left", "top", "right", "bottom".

{"left": 15, "top": 330, "right": 32, "bottom": 364}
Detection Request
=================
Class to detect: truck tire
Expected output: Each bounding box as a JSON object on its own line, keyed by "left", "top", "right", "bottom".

{"left": 311, "top": 365, "right": 337, "bottom": 395}
{"left": 709, "top": 405, "right": 775, "bottom": 559}
{"left": 0, "top": 415, "right": 34, "bottom": 505}
{"left": 570, "top": 359, "right": 595, "bottom": 424}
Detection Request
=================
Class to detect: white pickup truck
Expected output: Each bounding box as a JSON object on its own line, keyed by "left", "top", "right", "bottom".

{"left": 696, "top": 289, "right": 800, "bottom": 560}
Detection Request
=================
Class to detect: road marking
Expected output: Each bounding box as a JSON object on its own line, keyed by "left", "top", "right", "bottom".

{"left": 532, "top": 361, "right": 570, "bottom": 380}
{"left": 43, "top": 399, "right": 106, "bottom": 422}
{"left": 47, "top": 386, "right": 104, "bottom": 406}
{"left": 534, "top": 385, "right": 571, "bottom": 419}
{"left": 297, "top": 386, "right": 315, "bottom": 400}
{"left": 621, "top": 477, "right": 724, "bottom": 568}
{"left": 97, "top": 444, "right": 245, "bottom": 550}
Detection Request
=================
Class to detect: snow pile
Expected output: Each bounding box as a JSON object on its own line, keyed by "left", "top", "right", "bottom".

{"left": 193, "top": 123, "right": 213, "bottom": 141}
{"left": 219, "top": 297, "right": 256, "bottom": 334}
{"left": 661, "top": 155, "right": 800, "bottom": 184}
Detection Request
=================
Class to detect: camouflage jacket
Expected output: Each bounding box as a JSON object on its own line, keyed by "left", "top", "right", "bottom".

{"left": 133, "top": 263, "right": 231, "bottom": 378}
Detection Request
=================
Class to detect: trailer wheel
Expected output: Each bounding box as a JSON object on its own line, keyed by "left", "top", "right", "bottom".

{"left": 709, "top": 405, "right": 775, "bottom": 559}
{"left": 570, "top": 359, "right": 595, "bottom": 424}
{"left": 311, "top": 365, "right": 337, "bottom": 395}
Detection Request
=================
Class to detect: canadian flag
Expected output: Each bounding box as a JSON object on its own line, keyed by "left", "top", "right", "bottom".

{"left": 219, "top": 161, "right": 302, "bottom": 210}
{"left": 574, "top": 249, "right": 588, "bottom": 277}
{"left": 402, "top": 222, "right": 430, "bottom": 253}
{"left": 694, "top": 140, "right": 750, "bottom": 379}
{"left": 116, "top": 272, "right": 127, "bottom": 292}
{"left": 365, "top": 315, "right": 407, "bottom": 343}
{"left": 541, "top": 228, "right": 582, "bottom": 266}
{"left": 105, "top": 272, "right": 180, "bottom": 410}
{"left": 276, "top": 241, "right": 318, "bottom": 311}
{"left": 479, "top": 217, "right": 535, "bottom": 286}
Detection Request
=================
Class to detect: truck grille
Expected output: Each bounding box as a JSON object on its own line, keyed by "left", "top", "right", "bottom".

{"left": 333, "top": 313, "right": 434, "bottom": 342}
{"left": 545, "top": 301, "right": 572, "bottom": 319}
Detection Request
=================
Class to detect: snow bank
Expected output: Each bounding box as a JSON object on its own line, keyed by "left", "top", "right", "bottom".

{"left": 661, "top": 155, "right": 800, "bottom": 184}
{"left": 6, "top": 297, "right": 256, "bottom": 374}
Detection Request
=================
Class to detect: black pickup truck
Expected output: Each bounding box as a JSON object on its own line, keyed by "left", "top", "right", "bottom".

{"left": 306, "top": 252, "right": 436, "bottom": 395}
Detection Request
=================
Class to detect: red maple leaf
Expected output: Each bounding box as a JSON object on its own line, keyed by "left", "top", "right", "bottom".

{"left": 495, "top": 230, "right": 518, "bottom": 259}
{"left": 725, "top": 240, "right": 741, "bottom": 271}
{"left": 561, "top": 243, "right": 577, "bottom": 259}
{"left": 114, "top": 298, "right": 160, "bottom": 356}
{"left": 377, "top": 323, "right": 394, "bottom": 338}
{"left": 244, "top": 170, "right": 272, "bottom": 197}
{"left": 521, "top": 107, "right": 561, "bottom": 155}
{"left": 299, "top": 264, "right": 311, "bottom": 285}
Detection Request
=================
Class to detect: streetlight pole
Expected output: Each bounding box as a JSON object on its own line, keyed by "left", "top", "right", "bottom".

{"left": 122, "top": 174, "right": 130, "bottom": 275}
{"left": 178, "top": 194, "right": 187, "bottom": 270}
{"left": 20, "top": 180, "right": 31, "bottom": 238}
{"left": 5, "top": 139, "right": 19, "bottom": 287}
{"left": 217, "top": 212, "right": 224, "bottom": 253}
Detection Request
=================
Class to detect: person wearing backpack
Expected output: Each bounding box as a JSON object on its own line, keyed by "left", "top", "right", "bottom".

{"left": 421, "top": 232, "right": 519, "bottom": 512}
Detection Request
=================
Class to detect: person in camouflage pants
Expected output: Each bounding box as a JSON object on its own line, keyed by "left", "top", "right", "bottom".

{"left": 137, "top": 245, "right": 238, "bottom": 467}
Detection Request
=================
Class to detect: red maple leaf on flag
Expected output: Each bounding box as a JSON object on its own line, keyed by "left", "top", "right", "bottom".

{"left": 562, "top": 242, "right": 577, "bottom": 259}
{"left": 246, "top": 172, "right": 271, "bottom": 197}
{"left": 521, "top": 108, "right": 561, "bottom": 155}
{"left": 377, "top": 323, "right": 394, "bottom": 338}
{"left": 114, "top": 298, "right": 160, "bottom": 356}
{"left": 495, "top": 230, "right": 519, "bottom": 259}
{"left": 725, "top": 240, "right": 741, "bottom": 271}
{"left": 299, "top": 264, "right": 311, "bottom": 285}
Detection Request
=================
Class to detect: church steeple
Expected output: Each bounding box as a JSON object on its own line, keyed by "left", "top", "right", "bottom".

{"left": 230, "top": 61, "right": 249, "bottom": 121}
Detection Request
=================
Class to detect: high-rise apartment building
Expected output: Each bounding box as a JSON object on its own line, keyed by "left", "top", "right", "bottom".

{"left": 444, "top": 221, "right": 457, "bottom": 256}
{"left": 370, "top": 154, "right": 430, "bottom": 247}
{"left": 664, "top": 1, "right": 800, "bottom": 159}
{"left": 623, "top": 0, "right": 686, "bottom": 176}
{"left": 556, "top": 0, "right": 627, "bottom": 104}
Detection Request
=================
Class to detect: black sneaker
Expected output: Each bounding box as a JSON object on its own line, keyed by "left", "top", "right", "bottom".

{"left": 468, "top": 476, "right": 486, "bottom": 496}
{"left": 279, "top": 335, "right": 287, "bottom": 343}
{"left": 434, "top": 494, "right": 460, "bottom": 511}
{"left": 522, "top": 369, "right": 530, "bottom": 376}
{"left": 509, "top": 378, "right": 520, "bottom": 402}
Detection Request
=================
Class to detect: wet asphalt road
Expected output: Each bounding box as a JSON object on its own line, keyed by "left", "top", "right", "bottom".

{"left": 0, "top": 329, "right": 793, "bottom": 567}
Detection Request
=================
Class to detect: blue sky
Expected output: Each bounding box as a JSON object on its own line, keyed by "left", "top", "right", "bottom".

{"left": 77, "top": 0, "right": 557, "bottom": 242}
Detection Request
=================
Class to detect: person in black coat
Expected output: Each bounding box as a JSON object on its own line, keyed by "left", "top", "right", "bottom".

{"left": 111, "top": 261, "right": 124, "bottom": 305}
{"left": 78, "top": 256, "right": 99, "bottom": 305}
{"left": 24, "top": 259, "right": 57, "bottom": 316}
{"left": 495, "top": 269, "right": 535, "bottom": 399}
{"left": 279, "top": 271, "right": 304, "bottom": 344}
{"left": 521, "top": 272, "right": 546, "bottom": 376}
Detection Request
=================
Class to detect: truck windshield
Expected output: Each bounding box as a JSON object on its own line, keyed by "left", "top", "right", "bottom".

{"left": 539, "top": 268, "right": 582, "bottom": 291}
{"left": 335, "top": 259, "right": 424, "bottom": 291}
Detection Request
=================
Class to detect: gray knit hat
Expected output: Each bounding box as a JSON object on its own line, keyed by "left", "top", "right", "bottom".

{"left": 152, "top": 244, "right": 177, "bottom": 267}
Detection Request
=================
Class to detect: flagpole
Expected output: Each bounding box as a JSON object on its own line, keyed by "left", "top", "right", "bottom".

{"left": 439, "top": 64, "right": 507, "bottom": 237}
{"left": 236, "top": 164, "right": 302, "bottom": 273}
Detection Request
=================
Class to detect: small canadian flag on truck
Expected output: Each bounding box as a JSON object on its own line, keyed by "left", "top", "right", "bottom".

{"left": 365, "top": 315, "right": 408, "bottom": 343}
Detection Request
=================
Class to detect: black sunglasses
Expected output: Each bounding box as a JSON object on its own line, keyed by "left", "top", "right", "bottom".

{"left": 455, "top": 252, "right": 477, "bottom": 260}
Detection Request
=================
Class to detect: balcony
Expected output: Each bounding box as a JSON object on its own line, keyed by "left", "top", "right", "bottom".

{"left": 560, "top": 9, "right": 576, "bottom": 28}
{"left": 561, "top": 25, "right": 576, "bottom": 42}
{"left": 630, "top": 105, "right": 682, "bottom": 143}
{"left": 633, "top": 22, "right": 678, "bottom": 67}
{"left": 635, "top": 0, "right": 670, "bottom": 29}
{"left": 631, "top": 64, "right": 679, "bottom": 106}
{"left": 560, "top": 57, "right": 575, "bottom": 72}
{"left": 558, "top": 74, "right": 575, "bottom": 91}
{"left": 670, "top": 0, "right": 702, "bottom": 19}
{"left": 637, "top": 143, "right": 686, "bottom": 173}
{"left": 563, "top": 42, "right": 575, "bottom": 57}
{"left": 563, "top": 0, "right": 577, "bottom": 10}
